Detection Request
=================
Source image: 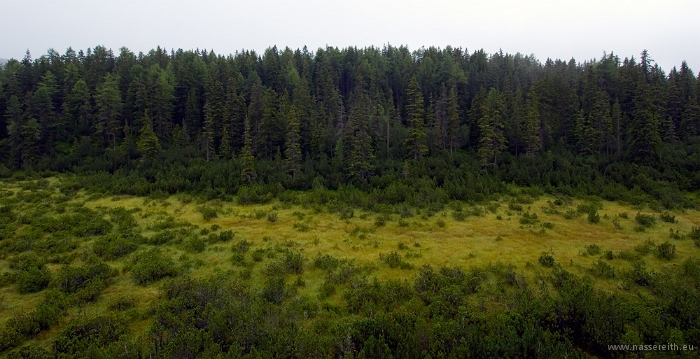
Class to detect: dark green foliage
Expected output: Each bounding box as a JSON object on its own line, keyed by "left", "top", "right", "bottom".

{"left": 380, "top": 251, "right": 413, "bottom": 269}
{"left": 635, "top": 239, "right": 656, "bottom": 255}
{"left": 313, "top": 254, "right": 341, "bottom": 272}
{"left": 635, "top": 212, "right": 657, "bottom": 228}
{"left": 590, "top": 259, "right": 615, "bottom": 278}
{"left": 52, "top": 260, "right": 114, "bottom": 301}
{"left": 539, "top": 252, "right": 555, "bottom": 267}
{"left": 130, "top": 249, "right": 178, "bottom": 285}
{"left": 519, "top": 212, "right": 539, "bottom": 225}
{"left": 585, "top": 244, "right": 601, "bottom": 256}
{"left": 659, "top": 212, "right": 676, "bottom": 223}
{"left": 197, "top": 205, "right": 218, "bottom": 221}
{"left": 656, "top": 241, "right": 676, "bottom": 260}
{"left": 587, "top": 210, "right": 600, "bottom": 223}
{"left": 92, "top": 234, "right": 141, "bottom": 260}
{"left": 10, "top": 253, "right": 51, "bottom": 294}
{"left": 53, "top": 315, "right": 127, "bottom": 356}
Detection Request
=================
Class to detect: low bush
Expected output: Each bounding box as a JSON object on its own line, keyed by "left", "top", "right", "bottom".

{"left": 635, "top": 212, "right": 656, "bottom": 228}
{"left": 538, "top": 252, "right": 555, "bottom": 267}
{"left": 656, "top": 241, "right": 676, "bottom": 260}
{"left": 130, "top": 249, "right": 179, "bottom": 285}
{"left": 93, "top": 234, "right": 141, "bottom": 260}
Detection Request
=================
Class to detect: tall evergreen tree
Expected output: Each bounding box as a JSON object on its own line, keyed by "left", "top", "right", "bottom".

{"left": 5, "top": 95, "right": 23, "bottom": 167}
{"left": 63, "top": 79, "right": 92, "bottom": 137}
{"left": 136, "top": 110, "right": 161, "bottom": 163}
{"left": 240, "top": 116, "right": 257, "bottom": 184}
{"left": 523, "top": 89, "right": 541, "bottom": 156}
{"left": 477, "top": 88, "right": 507, "bottom": 167}
{"left": 202, "top": 100, "right": 216, "bottom": 162}
{"left": 94, "top": 73, "right": 123, "bottom": 147}
{"left": 284, "top": 105, "right": 302, "bottom": 177}
{"left": 404, "top": 76, "right": 427, "bottom": 160}
{"left": 346, "top": 92, "right": 375, "bottom": 182}
{"left": 447, "top": 85, "right": 460, "bottom": 153}
{"left": 628, "top": 79, "right": 662, "bottom": 166}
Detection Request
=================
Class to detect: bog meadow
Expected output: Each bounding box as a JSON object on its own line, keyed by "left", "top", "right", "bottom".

{"left": 0, "top": 46, "right": 699, "bottom": 358}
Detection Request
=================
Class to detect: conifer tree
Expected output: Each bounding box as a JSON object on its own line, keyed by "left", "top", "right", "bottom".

{"left": 477, "top": 88, "right": 507, "bottom": 167}
{"left": 284, "top": 105, "right": 302, "bottom": 177}
{"left": 137, "top": 110, "right": 161, "bottom": 163}
{"left": 202, "top": 100, "right": 216, "bottom": 162}
{"left": 404, "top": 76, "right": 427, "bottom": 160}
{"left": 240, "top": 116, "right": 257, "bottom": 184}
{"left": 63, "top": 79, "right": 92, "bottom": 137}
{"left": 628, "top": 79, "right": 662, "bottom": 166}
{"left": 5, "top": 95, "right": 23, "bottom": 168}
{"left": 95, "top": 73, "right": 122, "bottom": 147}
{"left": 447, "top": 85, "right": 460, "bottom": 153}
{"left": 346, "top": 92, "right": 375, "bottom": 182}
{"left": 21, "top": 118, "right": 41, "bottom": 168}
{"left": 523, "top": 89, "right": 541, "bottom": 156}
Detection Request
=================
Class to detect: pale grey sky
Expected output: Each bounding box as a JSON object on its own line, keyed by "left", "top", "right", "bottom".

{"left": 2, "top": 0, "right": 698, "bottom": 73}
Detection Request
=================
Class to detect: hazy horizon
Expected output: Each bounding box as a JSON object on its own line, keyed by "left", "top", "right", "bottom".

{"left": 1, "top": 0, "right": 698, "bottom": 73}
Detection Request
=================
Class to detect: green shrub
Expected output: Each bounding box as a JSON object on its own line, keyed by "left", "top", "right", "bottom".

{"left": 656, "top": 241, "right": 676, "bottom": 260}
{"left": 584, "top": 244, "right": 601, "bottom": 256}
{"left": 262, "top": 276, "right": 286, "bottom": 304}
{"left": 542, "top": 222, "right": 554, "bottom": 229}
{"left": 130, "top": 249, "right": 179, "bottom": 285}
{"left": 93, "top": 234, "right": 140, "bottom": 260}
{"left": 252, "top": 249, "right": 265, "bottom": 262}
{"left": 53, "top": 315, "right": 127, "bottom": 356}
{"left": 380, "top": 251, "right": 413, "bottom": 269}
{"left": 313, "top": 254, "right": 341, "bottom": 272}
{"left": 659, "top": 212, "right": 676, "bottom": 223}
{"left": 590, "top": 259, "right": 615, "bottom": 278}
{"left": 635, "top": 212, "right": 656, "bottom": 228}
{"left": 267, "top": 212, "right": 278, "bottom": 222}
{"left": 587, "top": 211, "right": 600, "bottom": 223}
{"left": 16, "top": 266, "right": 51, "bottom": 294}
{"left": 634, "top": 239, "right": 656, "bottom": 256}
{"left": 628, "top": 260, "right": 653, "bottom": 286}
{"left": 230, "top": 240, "right": 250, "bottom": 254}
{"left": 197, "top": 206, "right": 218, "bottom": 221}
{"left": 689, "top": 227, "right": 700, "bottom": 240}
{"left": 508, "top": 203, "right": 523, "bottom": 211}
{"left": 538, "top": 252, "right": 555, "bottom": 267}
{"left": 182, "top": 237, "right": 206, "bottom": 253}
{"left": 519, "top": 212, "right": 539, "bottom": 225}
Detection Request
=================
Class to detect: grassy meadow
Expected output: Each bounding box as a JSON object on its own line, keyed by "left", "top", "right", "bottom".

{"left": 0, "top": 176, "right": 699, "bottom": 355}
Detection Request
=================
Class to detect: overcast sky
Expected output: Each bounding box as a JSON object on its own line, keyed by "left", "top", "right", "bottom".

{"left": 2, "top": 0, "right": 698, "bottom": 73}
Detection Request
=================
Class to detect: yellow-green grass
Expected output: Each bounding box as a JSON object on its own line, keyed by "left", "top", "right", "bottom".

{"left": 1, "top": 178, "right": 699, "bottom": 351}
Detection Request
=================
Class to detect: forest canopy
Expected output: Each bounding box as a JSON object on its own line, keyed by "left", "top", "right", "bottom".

{"left": 0, "top": 45, "right": 698, "bottom": 208}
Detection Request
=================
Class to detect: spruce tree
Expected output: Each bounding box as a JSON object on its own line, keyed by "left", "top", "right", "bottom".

{"left": 447, "top": 85, "right": 460, "bottom": 153}
{"left": 404, "top": 76, "right": 427, "bottom": 160}
{"left": 346, "top": 92, "right": 375, "bottom": 182}
{"left": 63, "top": 79, "right": 92, "bottom": 137}
{"left": 5, "top": 95, "right": 23, "bottom": 168}
{"left": 240, "top": 116, "right": 257, "bottom": 184}
{"left": 284, "top": 105, "right": 302, "bottom": 177}
{"left": 628, "top": 79, "right": 662, "bottom": 166}
{"left": 477, "top": 88, "right": 507, "bottom": 167}
{"left": 523, "top": 89, "right": 541, "bottom": 156}
{"left": 136, "top": 110, "right": 161, "bottom": 163}
{"left": 202, "top": 100, "right": 216, "bottom": 162}
{"left": 95, "top": 73, "right": 123, "bottom": 147}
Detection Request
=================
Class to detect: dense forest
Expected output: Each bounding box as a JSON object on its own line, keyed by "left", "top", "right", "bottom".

{"left": 1, "top": 46, "right": 700, "bottom": 358}
{"left": 0, "top": 45, "right": 699, "bottom": 208}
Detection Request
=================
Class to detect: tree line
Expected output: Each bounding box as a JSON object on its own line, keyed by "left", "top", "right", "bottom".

{"left": 0, "top": 45, "right": 698, "bottom": 205}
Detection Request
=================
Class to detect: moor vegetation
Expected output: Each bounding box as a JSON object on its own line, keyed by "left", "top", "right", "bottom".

{"left": 0, "top": 44, "right": 699, "bottom": 357}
